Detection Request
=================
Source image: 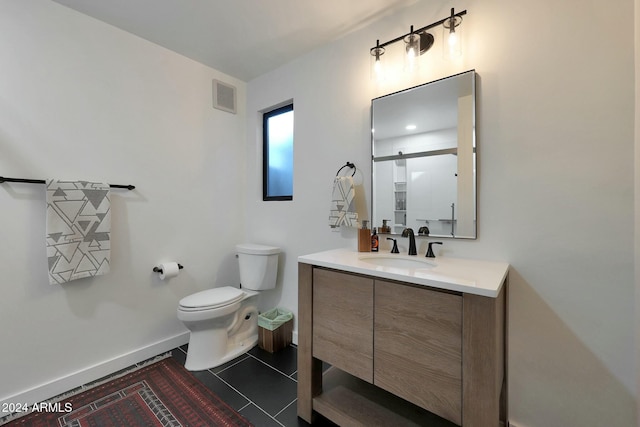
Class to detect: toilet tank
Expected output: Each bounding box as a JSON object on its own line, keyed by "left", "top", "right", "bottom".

{"left": 236, "top": 243, "right": 280, "bottom": 291}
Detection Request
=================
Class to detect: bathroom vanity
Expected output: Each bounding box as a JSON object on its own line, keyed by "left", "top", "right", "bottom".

{"left": 297, "top": 248, "right": 508, "bottom": 426}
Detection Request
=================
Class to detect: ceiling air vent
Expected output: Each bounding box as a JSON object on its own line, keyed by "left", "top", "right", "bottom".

{"left": 212, "top": 79, "right": 237, "bottom": 114}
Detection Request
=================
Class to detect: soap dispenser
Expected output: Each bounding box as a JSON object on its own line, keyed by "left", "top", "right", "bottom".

{"left": 358, "top": 220, "right": 371, "bottom": 252}
{"left": 371, "top": 228, "right": 379, "bottom": 252}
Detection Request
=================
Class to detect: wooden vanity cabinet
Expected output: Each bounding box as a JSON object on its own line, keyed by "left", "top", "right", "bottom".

{"left": 312, "top": 268, "right": 373, "bottom": 382}
{"left": 298, "top": 264, "right": 506, "bottom": 427}
{"left": 375, "top": 280, "right": 463, "bottom": 425}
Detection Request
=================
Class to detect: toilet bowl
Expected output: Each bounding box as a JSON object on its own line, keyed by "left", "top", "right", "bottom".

{"left": 177, "top": 243, "right": 280, "bottom": 371}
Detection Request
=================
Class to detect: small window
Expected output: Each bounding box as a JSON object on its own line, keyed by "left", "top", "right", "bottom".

{"left": 263, "top": 104, "right": 294, "bottom": 201}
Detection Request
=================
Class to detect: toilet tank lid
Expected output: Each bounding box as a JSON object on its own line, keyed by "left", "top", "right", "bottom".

{"left": 236, "top": 243, "right": 280, "bottom": 255}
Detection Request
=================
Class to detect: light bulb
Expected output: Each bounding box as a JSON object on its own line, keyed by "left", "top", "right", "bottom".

{"left": 407, "top": 47, "right": 416, "bottom": 69}
{"left": 448, "top": 30, "right": 459, "bottom": 57}
{"left": 449, "top": 30, "right": 458, "bottom": 48}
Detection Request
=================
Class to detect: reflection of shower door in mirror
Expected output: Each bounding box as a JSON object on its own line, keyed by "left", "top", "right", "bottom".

{"left": 372, "top": 161, "right": 394, "bottom": 233}
{"left": 393, "top": 159, "right": 406, "bottom": 232}
{"left": 406, "top": 155, "right": 457, "bottom": 236}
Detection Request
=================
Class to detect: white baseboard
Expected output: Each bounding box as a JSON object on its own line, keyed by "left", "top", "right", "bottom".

{"left": 0, "top": 332, "right": 189, "bottom": 413}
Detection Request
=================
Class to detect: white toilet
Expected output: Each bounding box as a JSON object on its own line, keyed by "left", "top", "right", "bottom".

{"left": 177, "top": 243, "right": 280, "bottom": 371}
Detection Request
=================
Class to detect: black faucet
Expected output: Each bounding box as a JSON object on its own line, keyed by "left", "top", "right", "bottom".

{"left": 386, "top": 238, "right": 399, "bottom": 253}
{"left": 401, "top": 228, "right": 417, "bottom": 255}
{"left": 426, "top": 242, "right": 443, "bottom": 258}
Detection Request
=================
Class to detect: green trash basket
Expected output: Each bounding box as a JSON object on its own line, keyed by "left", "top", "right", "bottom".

{"left": 258, "top": 307, "right": 293, "bottom": 331}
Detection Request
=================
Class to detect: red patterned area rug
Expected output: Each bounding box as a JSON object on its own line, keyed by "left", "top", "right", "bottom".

{"left": 4, "top": 356, "right": 253, "bottom": 427}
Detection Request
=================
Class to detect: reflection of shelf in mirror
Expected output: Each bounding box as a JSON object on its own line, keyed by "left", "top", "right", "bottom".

{"left": 373, "top": 148, "right": 460, "bottom": 162}
{"left": 418, "top": 218, "right": 457, "bottom": 223}
{"left": 394, "top": 210, "right": 406, "bottom": 213}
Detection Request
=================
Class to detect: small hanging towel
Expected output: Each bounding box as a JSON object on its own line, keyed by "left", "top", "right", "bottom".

{"left": 46, "top": 180, "right": 111, "bottom": 285}
{"left": 329, "top": 176, "right": 358, "bottom": 230}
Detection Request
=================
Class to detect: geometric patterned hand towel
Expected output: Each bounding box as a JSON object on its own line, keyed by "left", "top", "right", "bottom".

{"left": 46, "top": 180, "right": 110, "bottom": 285}
{"left": 328, "top": 176, "right": 358, "bottom": 230}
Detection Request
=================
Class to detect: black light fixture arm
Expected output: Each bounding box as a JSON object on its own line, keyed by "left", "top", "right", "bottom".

{"left": 370, "top": 9, "right": 466, "bottom": 51}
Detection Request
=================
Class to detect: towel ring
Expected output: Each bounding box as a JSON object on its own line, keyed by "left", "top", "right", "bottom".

{"left": 336, "top": 162, "right": 356, "bottom": 177}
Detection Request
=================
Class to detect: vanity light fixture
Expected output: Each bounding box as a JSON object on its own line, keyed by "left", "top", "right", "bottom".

{"left": 369, "top": 8, "right": 466, "bottom": 79}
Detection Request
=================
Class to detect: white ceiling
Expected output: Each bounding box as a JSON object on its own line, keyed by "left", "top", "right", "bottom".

{"left": 52, "top": 0, "right": 419, "bottom": 82}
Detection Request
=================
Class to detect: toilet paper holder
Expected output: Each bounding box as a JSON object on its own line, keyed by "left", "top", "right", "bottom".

{"left": 152, "top": 264, "right": 184, "bottom": 274}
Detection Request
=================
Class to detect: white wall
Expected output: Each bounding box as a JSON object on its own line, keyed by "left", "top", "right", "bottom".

{"left": 0, "top": 0, "right": 635, "bottom": 425}
{"left": 246, "top": 0, "right": 636, "bottom": 426}
{"left": 635, "top": 0, "right": 640, "bottom": 423}
{"left": 0, "top": 0, "right": 246, "bottom": 406}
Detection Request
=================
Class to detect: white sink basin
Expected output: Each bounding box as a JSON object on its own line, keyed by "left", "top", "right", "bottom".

{"left": 358, "top": 255, "right": 435, "bottom": 270}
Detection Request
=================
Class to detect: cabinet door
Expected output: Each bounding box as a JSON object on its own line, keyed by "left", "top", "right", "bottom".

{"left": 313, "top": 268, "right": 373, "bottom": 382}
{"left": 374, "top": 280, "right": 462, "bottom": 425}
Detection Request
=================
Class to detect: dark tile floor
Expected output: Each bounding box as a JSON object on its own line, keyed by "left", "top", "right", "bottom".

{"left": 2, "top": 344, "right": 453, "bottom": 426}
{"left": 172, "top": 344, "right": 336, "bottom": 427}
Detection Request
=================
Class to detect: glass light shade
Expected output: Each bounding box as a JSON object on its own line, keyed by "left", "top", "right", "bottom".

{"left": 443, "top": 15, "right": 462, "bottom": 59}
{"left": 370, "top": 45, "right": 385, "bottom": 81}
{"left": 403, "top": 33, "right": 420, "bottom": 72}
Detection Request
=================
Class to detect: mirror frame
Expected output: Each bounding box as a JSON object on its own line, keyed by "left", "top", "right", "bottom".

{"left": 371, "top": 70, "right": 477, "bottom": 239}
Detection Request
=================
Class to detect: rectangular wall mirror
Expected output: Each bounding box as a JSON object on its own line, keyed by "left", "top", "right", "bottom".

{"left": 371, "top": 70, "right": 476, "bottom": 239}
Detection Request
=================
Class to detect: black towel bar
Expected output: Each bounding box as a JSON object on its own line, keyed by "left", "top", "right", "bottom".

{"left": 0, "top": 176, "right": 135, "bottom": 190}
{"left": 336, "top": 162, "right": 356, "bottom": 177}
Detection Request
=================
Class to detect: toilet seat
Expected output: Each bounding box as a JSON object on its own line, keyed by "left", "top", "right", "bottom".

{"left": 178, "top": 287, "right": 244, "bottom": 312}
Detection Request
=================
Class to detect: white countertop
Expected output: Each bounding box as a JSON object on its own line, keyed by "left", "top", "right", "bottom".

{"left": 298, "top": 248, "right": 509, "bottom": 298}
